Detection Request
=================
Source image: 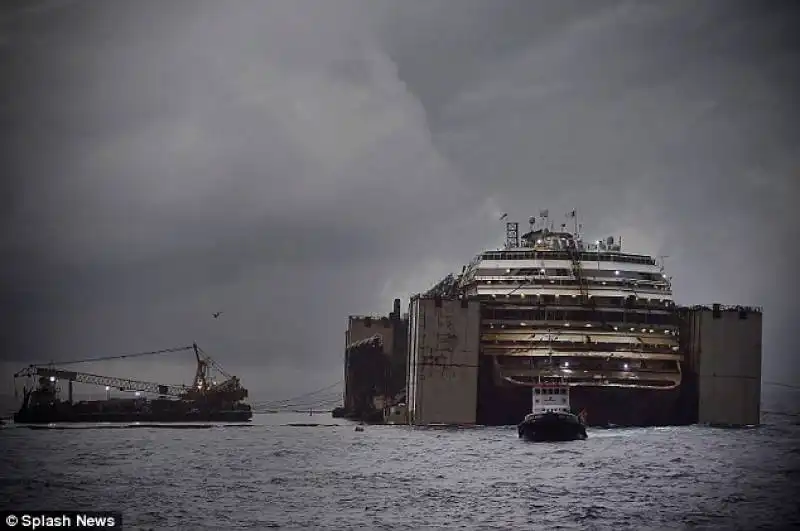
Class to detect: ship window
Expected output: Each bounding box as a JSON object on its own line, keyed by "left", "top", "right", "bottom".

{"left": 534, "top": 388, "right": 540, "bottom": 394}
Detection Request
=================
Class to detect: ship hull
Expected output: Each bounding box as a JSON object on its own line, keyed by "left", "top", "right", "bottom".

{"left": 13, "top": 399, "right": 253, "bottom": 424}
{"left": 518, "top": 413, "right": 587, "bottom": 442}
{"left": 477, "top": 357, "right": 697, "bottom": 427}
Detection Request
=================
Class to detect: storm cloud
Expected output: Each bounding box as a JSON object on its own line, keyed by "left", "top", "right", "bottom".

{"left": 1, "top": 0, "right": 798, "bottom": 400}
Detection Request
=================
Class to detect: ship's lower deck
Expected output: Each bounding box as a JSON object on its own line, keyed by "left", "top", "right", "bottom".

{"left": 476, "top": 356, "right": 698, "bottom": 427}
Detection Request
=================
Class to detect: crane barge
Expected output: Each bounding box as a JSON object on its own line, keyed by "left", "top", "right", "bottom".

{"left": 12, "top": 343, "right": 252, "bottom": 423}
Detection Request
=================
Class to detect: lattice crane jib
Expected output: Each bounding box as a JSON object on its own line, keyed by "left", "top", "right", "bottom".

{"left": 15, "top": 366, "right": 188, "bottom": 397}
{"left": 13, "top": 343, "right": 247, "bottom": 403}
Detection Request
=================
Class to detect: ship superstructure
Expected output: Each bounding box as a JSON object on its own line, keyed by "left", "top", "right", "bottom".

{"left": 456, "top": 211, "right": 682, "bottom": 396}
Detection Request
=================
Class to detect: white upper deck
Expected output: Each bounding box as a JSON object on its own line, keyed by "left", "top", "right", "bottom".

{"left": 458, "top": 212, "right": 672, "bottom": 300}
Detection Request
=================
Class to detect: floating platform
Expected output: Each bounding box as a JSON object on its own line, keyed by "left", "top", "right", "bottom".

{"left": 13, "top": 398, "right": 253, "bottom": 424}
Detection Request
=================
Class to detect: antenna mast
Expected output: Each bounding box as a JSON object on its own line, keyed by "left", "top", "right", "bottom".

{"left": 574, "top": 210, "right": 578, "bottom": 236}
{"left": 566, "top": 209, "right": 578, "bottom": 237}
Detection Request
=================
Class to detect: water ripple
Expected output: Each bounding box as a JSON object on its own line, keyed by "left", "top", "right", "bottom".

{"left": 1, "top": 413, "right": 798, "bottom": 530}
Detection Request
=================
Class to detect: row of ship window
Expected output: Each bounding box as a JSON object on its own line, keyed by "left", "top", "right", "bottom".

{"left": 534, "top": 388, "right": 566, "bottom": 395}
{"left": 479, "top": 294, "right": 674, "bottom": 307}
{"left": 480, "top": 251, "right": 656, "bottom": 265}
{"left": 479, "top": 309, "right": 679, "bottom": 324}
{"left": 478, "top": 279, "right": 668, "bottom": 290}
{"left": 476, "top": 268, "right": 664, "bottom": 281}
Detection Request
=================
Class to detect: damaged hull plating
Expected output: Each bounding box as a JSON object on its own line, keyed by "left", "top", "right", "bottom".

{"left": 477, "top": 357, "right": 696, "bottom": 427}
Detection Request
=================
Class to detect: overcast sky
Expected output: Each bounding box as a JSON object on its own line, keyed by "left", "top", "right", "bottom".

{"left": 1, "top": 0, "right": 798, "bottom": 401}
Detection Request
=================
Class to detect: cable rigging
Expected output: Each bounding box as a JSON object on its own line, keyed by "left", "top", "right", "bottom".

{"left": 21, "top": 346, "right": 195, "bottom": 369}
{"left": 251, "top": 380, "right": 344, "bottom": 412}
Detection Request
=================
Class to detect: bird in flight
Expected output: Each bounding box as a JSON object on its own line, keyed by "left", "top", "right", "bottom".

{"left": 212, "top": 311, "right": 223, "bottom": 319}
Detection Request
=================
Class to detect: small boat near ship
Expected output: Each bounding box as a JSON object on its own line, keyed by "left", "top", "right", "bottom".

{"left": 518, "top": 381, "right": 587, "bottom": 442}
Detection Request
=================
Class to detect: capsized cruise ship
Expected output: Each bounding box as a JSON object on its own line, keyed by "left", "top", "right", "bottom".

{"left": 425, "top": 211, "right": 688, "bottom": 427}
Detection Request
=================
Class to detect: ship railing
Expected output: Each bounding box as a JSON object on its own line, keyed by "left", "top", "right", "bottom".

{"left": 479, "top": 250, "right": 656, "bottom": 265}
{"left": 494, "top": 356, "right": 683, "bottom": 390}
{"left": 481, "top": 349, "right": 683, "bottom": 361}
{"left": 499, "top": 373, "right": 681, "bottom": 390}
{"left": 478, "top": 294, "right": 676, "bottom": 309}
{"left": 480, "top": 316, "right": 681, "bottom": 327}
{"left": 478, "top": 278, "right": 672, "bottom": 292}
{"left": 678, "top": 304, "right": 763, "bottom": 313}
{"left": 480, "top": 343, "right": 679, "bottom": 354}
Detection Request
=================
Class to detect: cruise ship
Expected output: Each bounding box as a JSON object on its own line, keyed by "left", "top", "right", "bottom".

{"left": 426, "top": 211, "right": 687, "bottom": 427}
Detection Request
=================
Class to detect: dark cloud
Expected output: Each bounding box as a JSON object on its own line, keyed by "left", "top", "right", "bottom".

{"left": 379, "top": 0, "right": 800, "bottom": 381}
{"left": 1, "top": 0, "right": 798, "bottom": 399}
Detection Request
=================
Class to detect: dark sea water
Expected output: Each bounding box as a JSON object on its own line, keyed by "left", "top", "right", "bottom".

{"left": 2, "top": 404, "right": 799, "bottom": 530}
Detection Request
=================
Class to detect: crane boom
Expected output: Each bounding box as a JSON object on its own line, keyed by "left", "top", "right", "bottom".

{"left": 15, "top": 366, "right": 189, "bottom": 397}
{"left": 13, "top": 343, "right": 248, "bottom": 403}
{"left": 24, "top": 345, "right": 195, "bottom": 368}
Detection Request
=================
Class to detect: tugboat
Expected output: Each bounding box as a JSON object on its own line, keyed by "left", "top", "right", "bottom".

{"left": 517, "top": 381, "right": 587, "bottom": 442}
